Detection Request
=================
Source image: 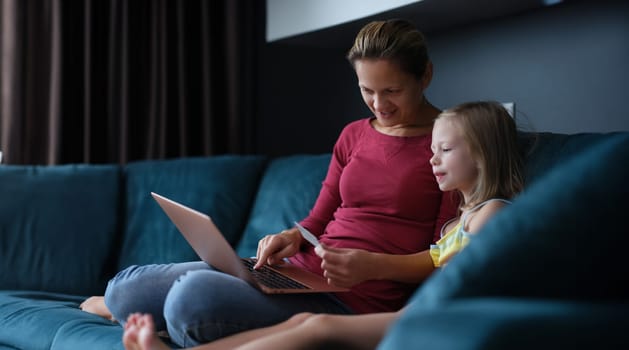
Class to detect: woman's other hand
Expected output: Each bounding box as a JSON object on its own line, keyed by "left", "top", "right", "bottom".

{"left": 315, "top": 244, "right": 376, "bottom": 288}
{"left": 255, "top": 228, "right": 302, "bottom": 269}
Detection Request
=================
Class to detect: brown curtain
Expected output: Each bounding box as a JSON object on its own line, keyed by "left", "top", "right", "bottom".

{"left": 0, "top": 0, "right": 261, "bottom": 165}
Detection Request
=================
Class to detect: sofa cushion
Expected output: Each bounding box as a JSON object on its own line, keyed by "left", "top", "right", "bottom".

{"left": 236, "top": 154, "right": 331, "bottom": 257}
{"left": 519, "top": 131, "right": 618, "bottom": 185}
{"left": 0, "top": 165, "right": 120, "bottom": 295}
{"left": 118, "top": 155, "right": 266, "bottom": 269}
{"left": 412, "top": 132, "right": 629, "bottom": 305}
{"left": 379, "top": 298, "right": 629, "bottom": 349}
{"left": 0, "top": 291, "right": 123, "bottom": 350}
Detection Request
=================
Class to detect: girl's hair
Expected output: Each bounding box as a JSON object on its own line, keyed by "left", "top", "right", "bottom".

{"left": 346, "top": 19, "right": 429, "bottom": 80}
{"left": 437, "top": 101, "right": 524, "bottom": 210}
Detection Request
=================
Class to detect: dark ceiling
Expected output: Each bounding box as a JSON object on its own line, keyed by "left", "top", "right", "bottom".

{"left": 271, "top": 0, "right": 567, "bottom": 48}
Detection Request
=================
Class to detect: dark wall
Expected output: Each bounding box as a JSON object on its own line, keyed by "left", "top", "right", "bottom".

{"left": 426, "top": 0, "right": 629, "bottom": 134}
{"left": 256, "top": 0, "right": 629, "bottom": 156}
{"left": 255, "top": 44, "right": 359, "bottom": 157}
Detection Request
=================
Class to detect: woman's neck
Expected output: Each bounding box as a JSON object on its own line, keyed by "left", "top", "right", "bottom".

{"left": 372, "top": 100, "right": 440, "bottom": 137}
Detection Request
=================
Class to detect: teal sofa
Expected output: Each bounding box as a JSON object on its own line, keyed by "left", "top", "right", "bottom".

{"left": 1, "top": 131, "right": 628, "bottom": 349}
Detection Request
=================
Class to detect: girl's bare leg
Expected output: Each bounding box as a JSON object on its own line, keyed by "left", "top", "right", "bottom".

{"left": 123, "top": 313, "right": 170, "bottom": 350}
{"left": 123, "top": 312, "right": 315, "bottom": 350}
{"left": 122, "top": 310, "right": 402, "bottom": 350}
{"left": 235, "top": 311, "right": 401, "bottom": 350}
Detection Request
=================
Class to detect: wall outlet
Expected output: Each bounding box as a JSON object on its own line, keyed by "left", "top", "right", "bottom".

{"left": 502, "top": 102, "right": 516, "bottom": 118}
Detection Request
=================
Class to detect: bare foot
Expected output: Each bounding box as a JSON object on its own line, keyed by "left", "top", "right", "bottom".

{"left": 80, "top": 296, "right": 116, "bottom": 321}
{"left": 123, "top": 313, "right": 171, "bottom": 350}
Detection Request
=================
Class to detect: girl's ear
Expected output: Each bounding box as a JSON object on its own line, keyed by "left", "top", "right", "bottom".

{"left": 476, "top": 158, "right": 485, "bottom": 172}
{"left": 421, "top": 61, "right": 434, "bottom": 90}
{"left": 471, "top": 155, "right": 483, "bottom": 175}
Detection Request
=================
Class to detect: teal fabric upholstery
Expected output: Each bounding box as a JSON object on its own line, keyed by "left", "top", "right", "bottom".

{"left": 518, "top": 131, "right": 617, "bottom": 185}
{"left": 117, "top": 156, "right": 266, "bottom": 269}
{"left": 0, "top": 291, "right": 122, "bottom": 350}
{"left": 1, "top": 132, "right": 628, "bottom": 350}
{"left": 0, "top": 165, "right": 120, "bottom": 295}
{"left": 379, "top": 298, "right": 629, "bottom": 349}
{"left": 380, "top": 134, "right": 629, "bottom": 348}
{"left": 236, "top": 154, "right": 331, "bottom": 257}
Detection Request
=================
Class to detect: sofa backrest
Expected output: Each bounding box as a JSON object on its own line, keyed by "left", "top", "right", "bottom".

{"left": 0, "top": 164, "right": 121, "bottom": 296}
{"left": 117, "top": 155, "right": 267, "bottom": 270}
{"left": 235, "top": 132, "right": 621, "bottom": 257}
{"left": 0, "top": 131, "right": 623, "bottom": 297}
{"left": 236, "top": 154, "right": 331, "bottom": 258}
{"left": 519, "top": 131, "right": 621, "bottom": 185}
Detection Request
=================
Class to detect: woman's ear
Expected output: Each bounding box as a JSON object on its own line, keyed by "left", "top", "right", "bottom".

{"left": 421, "top": 61, "right": 434, "bottom": 90}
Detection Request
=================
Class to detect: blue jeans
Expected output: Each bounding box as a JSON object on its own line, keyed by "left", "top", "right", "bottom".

{"left": 104, "top": 261, "right": 353, "bottom": 347}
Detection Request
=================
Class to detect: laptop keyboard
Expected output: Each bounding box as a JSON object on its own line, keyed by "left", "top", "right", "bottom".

{"left": 241, "top": 259, "right": 309, "bottom": 290}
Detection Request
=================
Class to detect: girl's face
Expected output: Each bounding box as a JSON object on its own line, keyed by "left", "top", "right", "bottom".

{"left": 354, "top": 59, "right": 425, "bottom": 128}
{"left": 430, "top": 118, "right": 479, "bottom": 198}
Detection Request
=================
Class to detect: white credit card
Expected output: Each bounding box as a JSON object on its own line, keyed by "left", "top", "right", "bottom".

{"left": 294, "top": 221, "right": 320, "bottom": 247}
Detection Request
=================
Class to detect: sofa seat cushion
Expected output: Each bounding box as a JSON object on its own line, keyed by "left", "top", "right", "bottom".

{"left": 0, "top": 165, "right": 121, "bottom": 295}
{"left": 236, "top": 154, "right": 331, "bottom": 258}
{"left": 0, "top": 291, "right": 123, "bottom": 350}
{"left": 118, "top": 155, "right": 266, "bottom": 269}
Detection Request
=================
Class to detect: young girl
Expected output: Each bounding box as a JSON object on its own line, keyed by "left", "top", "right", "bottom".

{"left": 121, "top": 101, "right": 524, "bottom": 350}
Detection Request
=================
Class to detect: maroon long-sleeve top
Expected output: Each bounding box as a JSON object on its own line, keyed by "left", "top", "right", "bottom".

{"left": 289, "top": 118, "right": 458, "bottom": 314}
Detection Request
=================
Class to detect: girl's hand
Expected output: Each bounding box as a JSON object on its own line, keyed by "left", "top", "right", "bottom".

{"left": 255, "top": 228, "right": 302, "bottom": 269}
{"left": 315, "top": 244, "right": 375, "bottom": 288}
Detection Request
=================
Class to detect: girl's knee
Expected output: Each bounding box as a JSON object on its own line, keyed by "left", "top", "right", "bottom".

{"left": 287, "top": 312, "right": 315, "bottom": 326}
{"left": 301, "top": 313, "right": 338, "bottom": 336}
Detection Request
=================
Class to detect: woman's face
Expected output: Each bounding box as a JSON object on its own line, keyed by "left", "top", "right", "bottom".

{"left": 355, "top": 59, "right": 425, "bottom": 128}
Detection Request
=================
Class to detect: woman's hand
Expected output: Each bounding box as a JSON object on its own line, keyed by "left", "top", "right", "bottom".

{"left": 255, "top": 228, "right": 302, "bottom": 269}
{"left": 315, "top": 244, "right": 377, "bottom": 288}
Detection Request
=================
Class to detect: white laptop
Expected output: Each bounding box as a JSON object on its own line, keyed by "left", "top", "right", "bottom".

{"left": 151, "top": 192, "right": 348, "bottom": 294}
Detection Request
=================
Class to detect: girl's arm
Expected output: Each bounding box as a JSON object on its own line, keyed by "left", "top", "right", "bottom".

{"left": 316, "top": 246, "right": 436, "bottom": 286}
{"left": 317, "top": 200, "right": 510, "bottom": 287}
{"left": 370, "top": 200, "right": 509, "bottom": 283}
{"left": 367, "top": 249, "right": 436, "bottom": 284}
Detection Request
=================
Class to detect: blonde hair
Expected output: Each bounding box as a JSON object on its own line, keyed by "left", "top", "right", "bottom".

{"left": 346, "top": 19, "right": 429, "bottom": 80}
{"left": 437, "top": 101, "right": 523, "bottom": 210}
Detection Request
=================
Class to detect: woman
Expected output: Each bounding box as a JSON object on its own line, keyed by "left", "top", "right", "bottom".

{"left": 81, "top": 19, "right": 457, "bottom": 347}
